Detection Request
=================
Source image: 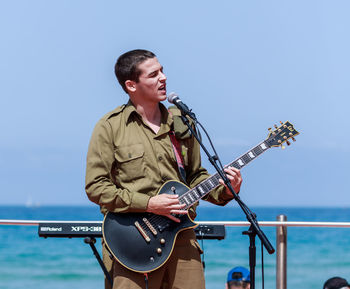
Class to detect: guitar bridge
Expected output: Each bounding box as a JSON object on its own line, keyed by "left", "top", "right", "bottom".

{"left": 134, "top": 221, "right": 151, "bottom": 243}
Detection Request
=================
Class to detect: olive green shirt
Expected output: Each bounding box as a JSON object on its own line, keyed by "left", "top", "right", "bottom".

{"left": 85, "top": 100, "right": 233, "bottom": 216}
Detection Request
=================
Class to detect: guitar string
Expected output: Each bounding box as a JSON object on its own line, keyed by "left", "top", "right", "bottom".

{"left": 139, "top": 141, "right": 270, "bottom": 235}
{"left": 175, "top": 141, "right": 270, "bottom": 211}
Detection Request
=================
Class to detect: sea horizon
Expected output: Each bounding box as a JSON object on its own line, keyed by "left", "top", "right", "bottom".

{"left": 1, "top": 206, "right": 350, "bottom": 289}
{"left": 2, "top": 203, "right": 350, "bottom": 209}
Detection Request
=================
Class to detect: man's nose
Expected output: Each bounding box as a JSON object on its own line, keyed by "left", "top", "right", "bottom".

{"left": 160, "top": 71, "right": 167, "bottom": 82}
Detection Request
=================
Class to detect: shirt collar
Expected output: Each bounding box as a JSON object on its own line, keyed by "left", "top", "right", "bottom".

{"left": 123, "top": 99, "right": 137, "bottom": 122}
{"left": 124, "top": 99, "right": 174, "bottom": 128}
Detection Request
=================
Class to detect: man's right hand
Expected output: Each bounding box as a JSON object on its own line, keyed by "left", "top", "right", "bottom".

{"left": 146, "top": 194, "right": 187, "bottom": 222}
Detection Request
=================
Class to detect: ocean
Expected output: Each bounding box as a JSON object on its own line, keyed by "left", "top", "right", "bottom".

{"left": 1, "top": 205, "right": 350, "bottom": 289}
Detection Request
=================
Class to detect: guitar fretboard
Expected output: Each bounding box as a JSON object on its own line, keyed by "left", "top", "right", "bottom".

{"left": 178, "top": 141, "right": 270, "bottom": 209}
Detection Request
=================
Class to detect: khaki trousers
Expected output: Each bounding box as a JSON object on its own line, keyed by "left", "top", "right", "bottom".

{"left": 102, "top": 230, "right": 205, "bottom": 289}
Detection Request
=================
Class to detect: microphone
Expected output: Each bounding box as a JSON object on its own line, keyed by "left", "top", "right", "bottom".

{"left": 167, "top": 92, "right": 196, "bottom": 120}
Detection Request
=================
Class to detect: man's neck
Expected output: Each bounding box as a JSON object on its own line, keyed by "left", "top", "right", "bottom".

{"left": 132, "top": 100, "right": 162, "bottom": 134}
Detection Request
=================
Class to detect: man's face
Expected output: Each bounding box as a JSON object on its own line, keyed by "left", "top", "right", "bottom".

{"left": 228, "top": 285, "right": 250, "bottom": 289}
{"left": 226, "top": 282, "right": 250, "bottom": 289}
{"left": 133, "top": 57, "right": 167, "bottom": 103}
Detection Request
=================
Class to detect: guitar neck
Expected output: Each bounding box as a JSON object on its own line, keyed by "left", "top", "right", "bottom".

{"left": 179, "top": 140, "right": 271, "bottom": 209}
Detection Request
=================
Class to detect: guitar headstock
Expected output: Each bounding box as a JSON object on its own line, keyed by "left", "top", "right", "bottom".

{"left": 266, "top": 121, "right": 299, "bottom": 148}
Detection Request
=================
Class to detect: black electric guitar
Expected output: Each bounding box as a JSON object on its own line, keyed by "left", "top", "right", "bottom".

{"left": 103, "top": 121, "right": 299, "bottom": 273}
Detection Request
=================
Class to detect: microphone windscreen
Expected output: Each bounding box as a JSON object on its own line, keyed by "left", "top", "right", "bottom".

{"left": 167, "top": 92, "right": 178, "bottom": 104}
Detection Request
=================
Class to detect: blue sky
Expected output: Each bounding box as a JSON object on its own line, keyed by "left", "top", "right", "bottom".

{"left": 0, "top": 1, "right": 349, "bottom": 207}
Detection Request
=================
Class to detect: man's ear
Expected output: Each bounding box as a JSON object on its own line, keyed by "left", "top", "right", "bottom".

{"left": 125, "top": 80, "right": 136, "bottom": 93}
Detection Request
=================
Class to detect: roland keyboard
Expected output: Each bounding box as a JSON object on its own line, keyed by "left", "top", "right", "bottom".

{"left": 38, "top": 221, "right": 225, "bottom": 240}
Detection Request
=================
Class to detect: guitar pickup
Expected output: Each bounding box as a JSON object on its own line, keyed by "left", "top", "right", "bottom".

{"left": 143, "top": 217, "right": 157, "bottom": 236}
{"left": 157, "top": 222, "right": 170, "bottom": 233}
{"left": 134, "top": 221, "right": 151, "bottom": 243}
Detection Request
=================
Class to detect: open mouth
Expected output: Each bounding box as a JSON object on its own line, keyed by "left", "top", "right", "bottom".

{"left": 158, "top": 84, "right": 166, "bottom": 91}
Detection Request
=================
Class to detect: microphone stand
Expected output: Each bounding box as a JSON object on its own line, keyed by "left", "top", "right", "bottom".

{"left": 179, "top": 114, "right": 275, "bottom": 289}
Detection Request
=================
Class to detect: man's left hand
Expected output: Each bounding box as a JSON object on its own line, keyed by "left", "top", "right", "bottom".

{"left": 219, "top": 166, "right": 243, "bottom": 197}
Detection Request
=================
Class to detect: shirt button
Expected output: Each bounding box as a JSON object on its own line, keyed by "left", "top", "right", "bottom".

{"left": 158, "top": 156, "right": 163, "bottom": 161}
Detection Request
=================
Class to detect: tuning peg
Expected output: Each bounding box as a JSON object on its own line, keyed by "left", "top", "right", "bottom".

{"left": 274, "top": 124, "right": 278, "bottom": 129}
{"left": 280, "top": 121, "right": 287, "bottom": 128}
{"left": 292, "top": 137, "right": 296, "bottom": 142}
{"left": 286, "top": 140, "right": 291, "bottom": 146}
{"left": 268, "top": 127, "right": 272, "bottom": 131}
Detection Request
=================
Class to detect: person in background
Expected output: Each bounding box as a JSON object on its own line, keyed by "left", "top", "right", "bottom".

{"left": 226, "top": 266, "right": 250, "bottom": 289}
{"left": 323, "top": 277, "right": 350, "bottom": 289}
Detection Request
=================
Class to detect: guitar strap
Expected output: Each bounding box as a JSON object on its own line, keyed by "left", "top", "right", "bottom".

{"left": 169, "top": 130, "right": 187, "bottom": 184}
{"left": 168, "top": 108, "right": 187, "bottom": 184}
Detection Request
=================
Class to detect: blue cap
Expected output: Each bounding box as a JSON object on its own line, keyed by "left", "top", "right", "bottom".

{"left": 227, "top": 266, "right": 250, "bottom": 282}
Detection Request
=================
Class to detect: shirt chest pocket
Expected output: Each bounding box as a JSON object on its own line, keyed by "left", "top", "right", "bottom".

{"left": 114, "top": 143, "right": 145, "bottom": 182}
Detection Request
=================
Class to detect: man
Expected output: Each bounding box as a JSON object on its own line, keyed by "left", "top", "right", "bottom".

{"left": 226, "top": 267, "right": 250, "bottom": 289}
{"left": 323, "top": 277, "right": 350, "bottom": 289}
{"left": 85, "top": 49, "right": 242, "bottom": 289}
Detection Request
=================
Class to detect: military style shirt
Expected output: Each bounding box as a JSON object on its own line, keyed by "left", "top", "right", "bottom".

{"left": 85, "top": 100, "right": 233, "bottom": 216}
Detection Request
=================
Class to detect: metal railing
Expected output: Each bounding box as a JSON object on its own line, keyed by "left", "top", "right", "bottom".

{"left": 1, "top": 215, "right": 350, "bottom": 289}
{"left": 3, "top": 218, "right": 350, "bottom": 227}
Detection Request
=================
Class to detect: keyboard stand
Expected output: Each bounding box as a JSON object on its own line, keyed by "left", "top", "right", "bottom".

{"left": 84, "top": 237, "right": 113, "bottom": 287}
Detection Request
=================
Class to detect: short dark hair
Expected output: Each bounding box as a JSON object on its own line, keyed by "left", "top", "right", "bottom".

{"left": 114, "top": 49, "right": 156, "bottom": 93}
{"left": 324, "top": 277, "right": 350, "bottom": 289}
